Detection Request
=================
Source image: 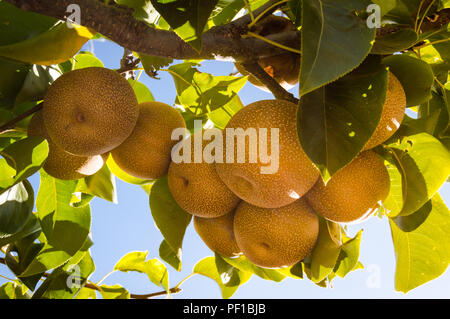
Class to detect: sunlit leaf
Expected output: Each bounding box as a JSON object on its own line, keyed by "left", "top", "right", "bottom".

{"left": 0, "top": 180, "right": 34, "bottom": 238}
{"left": 150, "top": 0, "right": 219, "bottom": 51}
{"left": 98, "top": 284, "right": 130, "bottom": 299}
{"left": 114, "top": 251, "right": 169, "bottom": 291}
{"left": 194, "top": 255, "right": 251, "bottom": 299}
{"left": 390, "top": 194, "right": 450, "bottom": 293}
{"left": 387, "top": 133, "right": 450, "bottom": 216}
{"left": 149, "top": 176, "right": 192, "bottom": 263}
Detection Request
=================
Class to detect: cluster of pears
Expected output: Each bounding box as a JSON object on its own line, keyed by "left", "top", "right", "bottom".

{"left": 169, "top": 72, "right": 406, "bottom": 269}
{"left": 30, "top": 65, "right": 406, "bottom": 270}
{"left": 27, "top": 66, "right": 186, "bottom": 180}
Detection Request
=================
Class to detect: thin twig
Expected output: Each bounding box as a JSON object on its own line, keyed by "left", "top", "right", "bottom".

{"left": 245, "top": 31, "right": 301, "bottom": 54}
{"left": 415, "top": 38, "right": 450, "bottom": 49}
{"left": 0, "top": 103, "right": 43, "bottom": 135}
{"left": 243, "top": 0, "right": 255, "bottom": 22}
{"left": 116, "top": 58, "right": 141, "bottom": 74}
{"left": 248, "top": 0, "right": 289, "bottom": 28}
{"left": 240, "top": 61, "right": 299, "bottom": 104}
{"left": 417, "top": 0, "right": 437, "bottom": 33}
{"left": 0, "top": 256, "right": 182, "bottom": 299}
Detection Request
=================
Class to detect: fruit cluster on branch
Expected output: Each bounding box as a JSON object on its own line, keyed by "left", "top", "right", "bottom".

{"left": 23, "top": 65, "right": 406, "bottom": 270}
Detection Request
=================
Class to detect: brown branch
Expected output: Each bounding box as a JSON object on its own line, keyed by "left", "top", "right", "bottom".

{"left": 240, "top": 61, "right": 299, "bottom": 104}
{"left": 0, "top": 256, "right": 181, "bottom": 299}
{"left": 116, "top": 58, "right": 141, "bottom": 75}
{"left": 130, "top": 288, "right": 182, "bottom": 299}
{"left": 4, "top": 0, "right": 296, "bottom": 62}
{"left": 0, "top": 103, "right": 43, "bottom": 135}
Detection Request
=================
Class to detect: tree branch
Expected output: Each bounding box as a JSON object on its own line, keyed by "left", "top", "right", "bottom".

{"left": 0, "top": 103, "right": 43, "bottom": 135}
{"left": 0, "top": 256, "right": 181, "bottom": 299}
{"left": 4, "top": 0, "right": 297, "bottom": 62}
{"left": 240, "top": 62, "right": 299, "bottom": 104}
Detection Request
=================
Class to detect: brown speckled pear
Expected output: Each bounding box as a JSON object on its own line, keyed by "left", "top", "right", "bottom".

{"left": 363, "top": 72, "right": 406, "bottom": 150}
{"left": 43, "top": 67, "right": 139, "bottom": 156}
{"left": 306, "top": 150, "right": 390, "bottom": 223}
{"left": 233, "top": 198, "right": 319, "bottom": 268}
{"left": 194, "top": 211, "right": 242, "bottom": 257}
{"left": 215, "top": 99, "right": 319, "bottom": 209}
{"left": 27, "top": 111, "right": 105, "bottom": 180}
{"left": 234, "top": 15, "right": 300, "bottom": 92}
{"left": 168, "top": 130, "right": 240, "bottom": 218}
{"left": 111, "top": 101, "right": 186, "bottom": 180}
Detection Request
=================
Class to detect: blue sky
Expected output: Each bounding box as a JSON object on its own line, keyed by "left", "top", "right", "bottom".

{"left": 1, "top": 38, "right": 450, "bottom": 299}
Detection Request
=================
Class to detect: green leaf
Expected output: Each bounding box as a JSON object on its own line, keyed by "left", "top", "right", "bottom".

{"left": 0, "top": 137, "right": 49, "bottom": 193}
{"left": 149, "top": 175, "right": 192, "bottom": 256}
{"left": 150, "top": 0, "right": 219, "bottom": 51}
{"left": 276, "top": 262, "right": 304, "bottom": 279}
{"left": 141, "top": 181, "right": 155, "bottom": 195}
{"left": 32, "top": 251, "right": 95, "bottom": 299}
{"left": 309, "top": 218, "right": 341, "bottom": 283}
{"left": 299, "top": 0, "right": 375, "bottom": 95}
{"left": 371, "top": 0, "right": 397, "bottom": 17}
{"left": 0, "top": 1, "right": 56, "bottom": 46}
{"left": 98, "top": 285, "right": 130, "bottom": 299}
{"left": 0, "top": 23, "right": 93, "bottom": 66}
{"left": 212, "top": 0, "right": 245, "bottom": 26}
{"left": 159, "top": 240, "right": 182, "bottom": 271}
{"left": 297, "top": 56, "right": 388, "bottom": 181}
{"left": 390, "top": 193, "right": 450, "bottom": 293}
{"left": 194, "top": 255, "right": 251, "bottom": 299}
{"left": 0, "top": 282, "right": 30, "bottom": 299}
{"left": 418, "top": 91, "right": 449, "bottom": 138}
{"left": 23, "top": 171, "right": 91, "bottom": 276}
{"left": 288, "top": 0, "right": 302, "bottom": 27}
{"left": 77, "top": 165, "right": 118, "bottom": 204}
{"left": 0, "top": 180, "right": 34, "bottom": 238}
{"left": 14, "top": 65, "right": 60, "bottom": 106}
{"left": 0, "top": 57, "right": 30, "bottom": 109}
{"left": 426, "top": 26, "right": 450, "bottom": 64}
{"left": 114, "top": 0, "right": 160, "bottom": 25}
{"left": 114, "top": 251, "right": 169, "bottom": 291}
{"left": 73, "top": 53, "right": 104, "bottom": 70}
{"left": 371, "top": 29, "right": 418, "bottom": 55}
{"left": 75, "top": 287, "right": 97, "bottom": 299}
{"left": 0, "top": 213, "right": 41, "bottom": 247}
{"left": 383, "top": 54, "right": 434, "bottom": 107}
{"left": 382, "top": 153, "right": 404, "bottom": 218}
{"left": 0, "top": 157, "right": 15, "bottom": 184}
{"left": 139, "top": 53, "right": 173, "bottom": 77}
{"left": 169, "top": 62, "right": 247, "bottom": 114}
{"left": 4, "top": 229, "right": 45, "bottom": 291}
{"left": 439, "top": 0, "right": 450, "bottom": 9}
{"left": 384, "top": 0, "right": 423, "bottom": 25}
{"left": 387, "top": 133, "right": 450, "bottom": 217}
{"left": 207, "top": 94, "right": 243, "bottom": 129}
{"left": 128, "top": 78, "right": 155, "bottom": 103}
{"left": 221, "top": 255, "right": 286, "bottom": 282}
{"left": 334, "top": 230, "right": 363, "bottom": 278}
